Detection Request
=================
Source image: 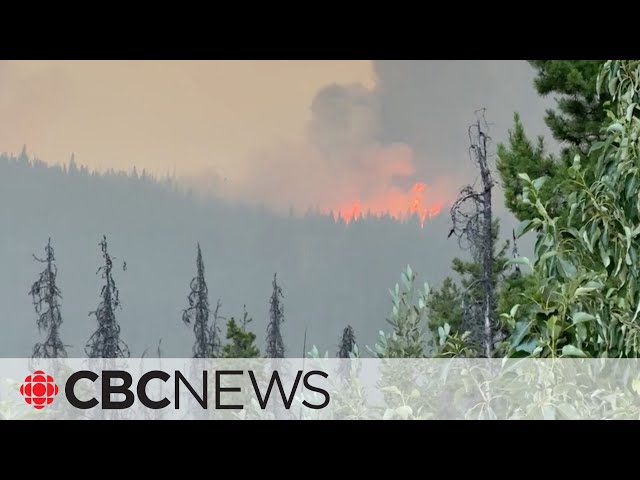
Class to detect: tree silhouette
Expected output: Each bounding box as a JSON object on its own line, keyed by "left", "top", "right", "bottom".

{"left": 450, "top": 111, "right": 496, "bottom": 357}
{"left": 337, "top": 325, "right": 357, "bottom": 358}
{"left": 265, "top": 273, "right": 285, "bottom": 358}
{"left": 182, "top": 243, "right": 214, "bottom": 358}
{"left": 30, "top": 238, "right": 67, "bottom": 358}
{"left": 85, "top": 235, "right": 129, "bottom": 358}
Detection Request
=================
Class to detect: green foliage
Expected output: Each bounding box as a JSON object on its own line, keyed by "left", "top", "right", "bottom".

{"left": 370, "top": 265, "right": 432, "bottom": 358}
{"left": 530, "top": 60, "right": 608, "bottom": 154}
{"left": 370, "top": 265, "right": 476, "bottom": 358}
{"left": 222, "top": 306, "right": 260, "bottom": 358}
{"left": 427, "top": 277, "right": 463, "bottom": 333}
{"left": 497, "top": 61, "right": 608, "bottom": 224}
{"left": 497, "top": 114, "right": 557, "bottom": 221}
{"left": 504, "top": 61, "right": 640, "bottom": 357}
{"left": 435, "top": 324, "right": 476, "bottom": 358}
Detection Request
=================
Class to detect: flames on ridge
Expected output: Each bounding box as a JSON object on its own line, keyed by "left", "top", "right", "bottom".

{"left": 328, "top": 182, "right": 445, "bottom": 228}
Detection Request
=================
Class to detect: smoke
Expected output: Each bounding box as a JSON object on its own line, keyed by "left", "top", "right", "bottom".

{"left": 209, "top": 79, "right": 456, "bottom": 223}
{"left": 0, "top": 60, "right": 552, "bottom": 223}
{"left": 184, "top": 60, "right": 554, "bottom": 226}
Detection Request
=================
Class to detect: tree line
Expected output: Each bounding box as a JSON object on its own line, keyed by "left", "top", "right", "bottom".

{"left": 28, "top": 235, "right": 302, "bottom": 359}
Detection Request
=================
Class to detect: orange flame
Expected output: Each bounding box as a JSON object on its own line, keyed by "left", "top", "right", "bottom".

{"left": 330, "top": 182, "right": 444, "bottom": 228}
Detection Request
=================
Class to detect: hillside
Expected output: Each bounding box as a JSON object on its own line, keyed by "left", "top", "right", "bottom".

{"left": 0, "top": 150, "right": 460, "bottom": 357}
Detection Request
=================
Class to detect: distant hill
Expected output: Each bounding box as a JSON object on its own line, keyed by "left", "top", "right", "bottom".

{"left": 1, "top": 150, "right": 466, "bottom": 357}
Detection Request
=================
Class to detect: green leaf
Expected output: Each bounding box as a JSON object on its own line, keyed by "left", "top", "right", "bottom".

{"left": 507, "top": 257, "right": 533, "bottom": 270}
{"left": 561, "top": 345, "right": 587, "bottom": 358}
{"left": 517, "top": 172, "right": 531, "bottom": 183}
{"left": 571, "top": 312, "right": 596, "bottom": 324}
{"left": 599, "top": 243, "right": 611, "bottom": 268}
{"left": 558, "top": 257, "right": 577, "bottom": 278}
{"left": 532, "top": 176, "right": 548, "bottom": 190}
{"left": 625, "top": 174, "right": 638, "bottom": 199}
{"left": 515, "top": 220, "right": 532, "bottom": 238}
{"left": 510, "top": 320, "right": 532, "bottom": 348}
{"left": 516, "top": 338, "right": 538, "bottom": 354}
{"left": 540, "top": 250, "right": 558, "bottom": 262}
{"left": 574, "top": 287, "right": 597, "bottom": 297}
{"left": 627, "top": 103, "right": 637, "bottom": 122}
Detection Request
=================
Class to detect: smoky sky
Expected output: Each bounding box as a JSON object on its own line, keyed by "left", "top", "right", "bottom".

{"left": 0, "top": 60, "right": 554, "bottom": 220}
{"left": 212, "top": 60, "right": 554, "bottom": 222}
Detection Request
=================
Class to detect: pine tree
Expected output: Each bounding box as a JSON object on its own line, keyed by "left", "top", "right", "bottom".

{"left": 530, "top": 60, "right": 607, "bottom": 155}
{"left": 497, "top": 60, "right": 608, "bottom": 223}
{"left": 265, "top": 273, "right": 285, "bottom": 358}
{"left": 30, "top": 238, "right": 67, "bottom": 358}
{"left": 182, "top": 243, "right": 213, "bottom": 358}
{"left": 85, "top": 235, "right": 129, "bottom": 358}
{"left": 427, "top": 277, "right": 463, "bottom": 334}
{"left": 337, "top": 325, "right": 357, "bottom": 358}
{"left": 222, "top": 306, "right": 260, "bottom": 358}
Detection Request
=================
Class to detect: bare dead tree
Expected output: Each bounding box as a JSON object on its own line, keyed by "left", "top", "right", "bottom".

{"left": 30, "top": 238, "right": 67, "bottom": 358}
{"left": 182, "top": 243, "right": 212, "bottom": 358}
{"left": 85, "top": 235, "right": 130, "bottom": 358}
{"left": 210, "top": 299, "right": 224, "bottom": 357}
{"left": 511, "top": 229, "right": 521, "bottom": 278}
{"left": 450, "top": 111, "right": 495, "bottom": 358}
{"left": 266, "top": 273, "right": 285, "bottom": 358}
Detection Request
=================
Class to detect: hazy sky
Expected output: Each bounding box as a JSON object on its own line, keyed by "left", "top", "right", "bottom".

{"left": 0, "top": 60, "right": 553, "bottom": 219}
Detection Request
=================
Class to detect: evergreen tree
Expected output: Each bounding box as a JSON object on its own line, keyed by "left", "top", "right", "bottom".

{"left": 337, "top": 325, "right": 357, "bottom": 358}
{"left": 530, "top": 60, "right": 607, "bottom": 154}
{"left": 182, "top": 243, "right": 213, "bottom": 358}
{"left": 85, "top": 236, "right": 129, "bottom": 358}
{"left": 265, "top": 273, "right": 285, "bottom": 358}
{"left": 497, "top": 114, "right": 558, "bottom": 221}
{"left": 497, "top": 60, "right": 608, "bottom": 223}
{"left": 30, "top": 238, "right": 67, "bottom": 358}
{"left": 427, "top": 277, "right": 463, "bottom": 334}
{"left": 222, "top": 306, "right": 260, "bottom": 358}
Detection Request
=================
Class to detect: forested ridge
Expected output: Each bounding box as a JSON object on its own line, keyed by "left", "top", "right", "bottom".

{"left": 0, "top": 148, "right": 455, "bottom": 357}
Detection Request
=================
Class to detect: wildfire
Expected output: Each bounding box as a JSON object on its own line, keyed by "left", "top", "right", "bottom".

{"left": 331, "top": 182, "right": 444, "bottom": 228}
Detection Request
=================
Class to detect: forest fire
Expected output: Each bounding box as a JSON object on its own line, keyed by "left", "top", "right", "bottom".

{"left": 330, "top": 182, "right": 444, "bottom": 228}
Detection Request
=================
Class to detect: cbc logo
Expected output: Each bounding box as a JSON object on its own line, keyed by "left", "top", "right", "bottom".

{"left": 20, "top": 370, "right": 59, "bottom": 410}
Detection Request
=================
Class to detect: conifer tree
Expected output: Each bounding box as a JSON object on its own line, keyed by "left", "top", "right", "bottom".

{"left": 265, "top": 273, "right": 285, "bottom": 358}
{"left": 222, "top": 306, "right": 260, "bottom": 358}
{"left": 182, "top": 243, "right": 212, "bottom": 358}
{"left": 30, "top": 238, "right": 67, "bottom": 358}
{"left": 85, "top": 236, "right": 129, "bottom": 358}
{"left": 337, "top": 325, "right": 357, "bottom": 358}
